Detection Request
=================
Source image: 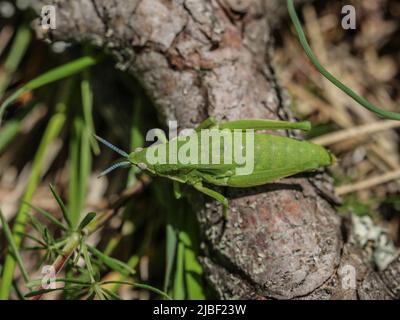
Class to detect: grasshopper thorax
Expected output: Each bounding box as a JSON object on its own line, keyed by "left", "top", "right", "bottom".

{"left": 128, "top": 150, "right": 150, "bottom": 170}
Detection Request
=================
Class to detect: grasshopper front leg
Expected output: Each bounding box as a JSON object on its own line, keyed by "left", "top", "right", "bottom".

{"left": 193, "top": 182, "right": 229, "bottom": 217}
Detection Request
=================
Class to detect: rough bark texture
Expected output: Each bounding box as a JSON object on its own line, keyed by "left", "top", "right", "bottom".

{"left": 30, "top": 0, "right": 399, "bottom": 299}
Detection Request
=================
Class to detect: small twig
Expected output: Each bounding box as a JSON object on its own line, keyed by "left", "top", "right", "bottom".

{"left": 336, "top": 168, "right": 400, "bottom": 196}
{"left": 311, "top": 120, "right": 400, "bottom": 146}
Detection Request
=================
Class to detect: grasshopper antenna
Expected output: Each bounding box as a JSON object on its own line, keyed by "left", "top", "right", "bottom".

{"left": 98, "top": 161, "right": 131, "bottom": 178}
{"left": 94, "top": 134, "right": 129, "bottom": 158}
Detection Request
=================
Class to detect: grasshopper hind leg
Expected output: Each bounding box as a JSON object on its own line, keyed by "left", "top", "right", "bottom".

{"left": 218, "top": 119, "right": 311, "bottom": 131}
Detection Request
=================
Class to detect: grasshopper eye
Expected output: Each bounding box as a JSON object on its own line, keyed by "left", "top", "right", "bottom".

{"left": 98, "top": 161, "right": 131, "bottom": 178}
{"left": 94, "top": 135, "right": 129, "bottom": 158}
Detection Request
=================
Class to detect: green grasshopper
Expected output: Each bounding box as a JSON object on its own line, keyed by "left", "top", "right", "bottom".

{"left": 95, "top": 118, "right": 335, "bottom": 213}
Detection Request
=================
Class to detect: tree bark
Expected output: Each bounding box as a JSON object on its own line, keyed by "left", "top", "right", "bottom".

{"left": 30, "top": 0, "right": 399, "bottom": 299}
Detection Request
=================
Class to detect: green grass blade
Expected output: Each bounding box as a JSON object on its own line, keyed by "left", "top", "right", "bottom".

{"left": 68, "top": 72, "right": 94, "bottom": 227}
{"left": 0, "top": 99, "right": 39, "bottom": 153}
{"left": 12, "top": 281, "right": 26, "bottom": 300}
{"left": 154, "top": 182, "right": 179, "bottom": 295}
{"left": 126, "top": 95, "right": 145, "bottom": 187}
{"left": 79, "top": 125, "right": 92, "bottom": 218}
{"left": 81, "top": 70, "right": 99, "bottom": 154}
{"left": 0, "top": 54, "right": 102, "bottom": 125}
{"left": 173, "top": 236, "right": 186, "bottom": 300}
{"left": 27, "top": 277, "right": 91, "bottom": 288}
{"left": 287, "top": 0, "right": 400, "bottom": 121}
{"left": 0, "top": 210, "right": 30, "bottom": 283}
{"left": 164, "top": 222, "right": 178, "bottom": 293}
{"left": 68, "top": 117, "right": 92, "bottom": 227}
{"left": 29, "top": 215, "right": 45, "bottom": 235}
{"left": 100, "top": 287, "right": 121, "bottom": 300}
{"left": 49, "top": 184, "right": 71, "bottom": 229}
{"left": 22, "top": 201, "right": 67, "bottom": 231}
{"left": 0, "top": 25, "right": 31, "bottom": 96}
{"left": 0, "top": 119, "right": 21, "bottom": 153}
{"left": 77, "top": 212, "right": 96, "bottom": 231}
{"left": 25, "top": 287, "right": 76, "bottom": 298}
{"left": 0, "top": 82, "right": 71, "bottom": 300}
{"left": 100, "top": 280, "right": 172, "bottom": 300}
{"left": 156, "top": 183, "right": 199, "bottom": 300}
{"left": 181, "top": 210, "right": 205, "bottom": 300}
{"left": 68, "top": 118, "right": 82, "bottom": 228}
{"left": 88, "top": 246, "right": 136, "bottom": 277}
{"left": 82, "top": 244, "right": 96, "bottom": 283}
{"left": 103, "top": 253, "right": 140, "bottom": 293}
{"left": 160, "top": 186, "right": 204, "bottom": 299}
{"left": 17, "top": 232, "right": 46, "bottom": 247}
{"left": 0, "top": 112, "right": 66, "bottom": 299}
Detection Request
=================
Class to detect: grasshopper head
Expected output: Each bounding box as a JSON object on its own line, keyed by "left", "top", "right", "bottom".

{"left": 127, "top": 149, "right": 141, "bottom": 165}
{"left": 127, "top": 149, "right": 150, "bottom": 171}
